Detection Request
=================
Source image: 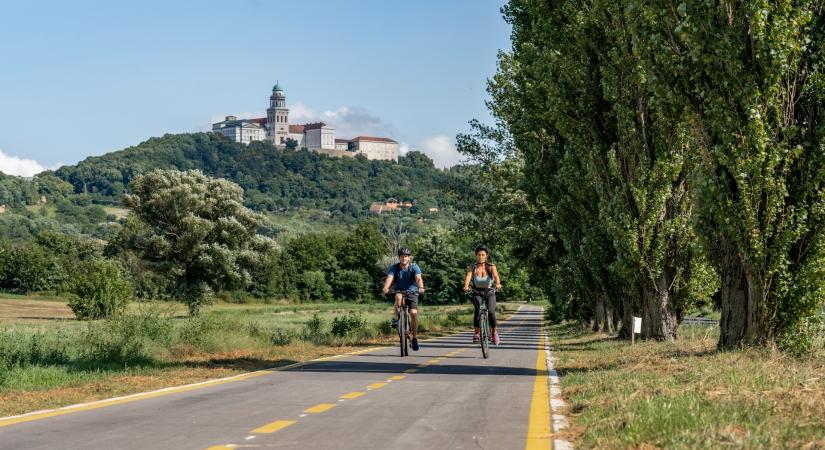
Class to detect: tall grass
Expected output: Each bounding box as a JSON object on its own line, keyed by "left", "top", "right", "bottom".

{"left": 0, "top": 302, "right": 501, "bottom": 393}
{"left": 549, "top": 323, "right": 825, "bottom": 449}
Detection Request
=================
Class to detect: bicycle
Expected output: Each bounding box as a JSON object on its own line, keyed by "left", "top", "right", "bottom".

{"left": 468, "top": 289, "right": 494, "bottom": 359}
{"left": 391, "top": 291, "right": 411, "bottom": 357}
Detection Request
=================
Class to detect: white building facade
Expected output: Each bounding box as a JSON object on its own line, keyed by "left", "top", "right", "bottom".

{"left": 348, "top": 136, "right": 400, "bottom": 162}
{"left": 211, "top": 82, "right": 399, "bottom": 161}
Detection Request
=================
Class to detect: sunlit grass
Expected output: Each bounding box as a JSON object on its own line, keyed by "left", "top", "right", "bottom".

{"left": 549, "top": 323, "right": 825, "bottom": 449}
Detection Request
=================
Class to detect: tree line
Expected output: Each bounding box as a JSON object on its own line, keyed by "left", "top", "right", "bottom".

{"left": 456, "top": 0, "right": 825, "bottom": 353}
{"left": 52, "top": 133, "right": 451, "bottom": 217}
{"left": 0, "top": 168, "right": 543, "bottom": 317}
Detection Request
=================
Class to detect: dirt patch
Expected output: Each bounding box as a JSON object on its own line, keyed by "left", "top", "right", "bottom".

{"left": 0, "top": 298, "right": 74, "bottom": 322}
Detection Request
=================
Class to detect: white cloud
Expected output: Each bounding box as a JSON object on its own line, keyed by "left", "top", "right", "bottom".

{"left": 398, "top": 142, "right": 411, "bottom": 155}
{"left": 289, "top": 102, "right": 395, "bottom": 139}
{"left": 417, "top": 135, "right": 461, "bottom": 168}
{"left": 0, "top": 149, "right": 61, "bottom": 177}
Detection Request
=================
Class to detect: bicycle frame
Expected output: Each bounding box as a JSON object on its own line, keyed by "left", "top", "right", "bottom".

{"left": 469, "top": 289, "right": 494, "bottom": 359}
{"left": 393, "top": 291, "right": 411, "bottom": 357}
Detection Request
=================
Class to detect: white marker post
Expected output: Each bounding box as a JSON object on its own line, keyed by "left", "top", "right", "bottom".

{"left": 632, "top": 316, "right": 642, "bottom": 345}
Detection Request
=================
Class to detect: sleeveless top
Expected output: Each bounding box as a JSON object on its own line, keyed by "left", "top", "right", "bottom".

{"left": 471, "top": 263, "right": 494, "bottom": 289}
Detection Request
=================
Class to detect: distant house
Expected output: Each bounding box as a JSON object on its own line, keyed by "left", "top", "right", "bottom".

{"left": 0, "top": 205, "right": 6, "bottom": 215}
{"left": 428, "top": 207, "right": 439, "bottom": 214}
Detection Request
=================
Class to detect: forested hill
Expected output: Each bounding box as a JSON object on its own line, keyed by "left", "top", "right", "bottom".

{"left": 53, "top": 133, "right": 454, "bottom": 215}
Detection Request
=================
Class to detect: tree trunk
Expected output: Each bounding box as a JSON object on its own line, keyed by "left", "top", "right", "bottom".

{"left": 618, "top": 295, "right": 634, "bottom": 339}
{"left": 593, "top": 297, "right": 606, "bottom": 332}
{"left": 605, "top": 301, "right": 615, "bottom": 333}
{"left": 641, "top": 269, "right": 678, "bottom": 341}
{"left": 717, "top": 237, "right": 771, "bottom": 348}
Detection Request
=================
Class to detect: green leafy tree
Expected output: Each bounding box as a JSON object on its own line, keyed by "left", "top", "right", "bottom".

{"left": 629, "top": 0, "right": 825, "bottom": 348}
{"left": 68, "top": 259, "right": 132, "bottom": 320}
{"left": 123, "top": 169, "right": 273, "bottom": 315}
{"left": 399, "top": 151, "right": 435, "bottom": 169}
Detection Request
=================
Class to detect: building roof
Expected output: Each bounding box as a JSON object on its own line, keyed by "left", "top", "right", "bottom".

{"left": 335, "top": 139, "right": 350, "bottom": 144}
{"left": 250, "top": 117, "right": 267, "bottom": 125}
{"left": 289, "top": 125, "right": 305, "bottom": 133}
{"left": 272, "top": 81, "right": 283, "bottom": 92}
{"left": 351, "top": 136, "right": 398, "bottom": 143}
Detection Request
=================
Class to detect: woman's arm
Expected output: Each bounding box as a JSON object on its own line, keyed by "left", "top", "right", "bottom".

{"left": 492, "top": 265, "right": 502, "bottom": 289}
{"left": 463, "top": 268, "right": 473, "bottom": 292}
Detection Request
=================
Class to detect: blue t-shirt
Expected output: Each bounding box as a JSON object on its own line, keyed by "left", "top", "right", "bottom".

{"left": 388, "top": 262, "right": 422, "bottom": 292}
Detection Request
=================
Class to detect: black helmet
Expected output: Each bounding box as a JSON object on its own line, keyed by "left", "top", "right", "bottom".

{"left": 474, "top": 244, "right": 490, "bottom": 255}
{"left": 398, "top": 247, "right": 412, "bottom": 256}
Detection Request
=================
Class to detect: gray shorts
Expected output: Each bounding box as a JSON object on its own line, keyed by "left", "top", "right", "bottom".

{"left": 395, "top": 291, "right": 419, "bottom": 310}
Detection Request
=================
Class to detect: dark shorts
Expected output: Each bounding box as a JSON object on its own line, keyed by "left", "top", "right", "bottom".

{"left": 395, "top": 291, "right": 419, "bottom": 310}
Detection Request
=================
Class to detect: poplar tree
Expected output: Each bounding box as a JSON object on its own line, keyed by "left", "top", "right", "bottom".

{"left": 629, "top": 0, "right": 825, "bottom": 348}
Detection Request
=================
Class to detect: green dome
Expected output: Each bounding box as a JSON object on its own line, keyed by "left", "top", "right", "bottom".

{"left": 272, "top": 81, "right": 283, "bottom": 92}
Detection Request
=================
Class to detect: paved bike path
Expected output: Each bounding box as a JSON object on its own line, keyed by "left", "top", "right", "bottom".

{"left": 0, "top": 305, "right": 548, "bottom": 450}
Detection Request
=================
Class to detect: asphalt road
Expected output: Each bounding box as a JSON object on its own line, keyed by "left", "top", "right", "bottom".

{"left": 0, "top": 305, "right": 550, "bottom": 450}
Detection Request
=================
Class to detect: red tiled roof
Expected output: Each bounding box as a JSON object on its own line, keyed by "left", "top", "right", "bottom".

{"left": 335, "top": 139, "right": 350, "bottom": 143}
{"left": 302, "top": 122, "right": 327, "bottom": 131}
{"left": 289, "top": 125, "right": 305, "bottom": 133}
{"left": 351, "top": 136, "right": 398, "bottom": 143}
{"left": 250, "top": 117, "right": 267, "bottom": 125}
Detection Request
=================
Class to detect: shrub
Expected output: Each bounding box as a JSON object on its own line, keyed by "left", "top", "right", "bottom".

{"left": 271, "top": 328, "right": 296, "bottom": 346}
{"left": 303, "top": 313, "right": 328, "bottom": 343}
{"left": 331, "top": 311, "right": 367, "bottom": 337}
{"left": 68, "top": 259, "right": 132, "bottom": 320}
{"left": 299, "top": 271, "right": 332, "bottom": 302}
{"left": 330, "top": 269, "right": 373, "bottom": 302}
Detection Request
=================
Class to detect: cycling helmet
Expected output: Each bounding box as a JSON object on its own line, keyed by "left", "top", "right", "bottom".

{"left": 398, "top": 247, "right": 412, "bottom": 256}
{"left": 474, "top": 244, "right": 490, "bottom": 255}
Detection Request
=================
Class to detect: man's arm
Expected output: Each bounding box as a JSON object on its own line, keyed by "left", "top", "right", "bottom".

{"left": 383, "top": 274, "right": 394, "bottom": 294}
{"left": 415, "top": 274, "right": 425, "bottom": 293}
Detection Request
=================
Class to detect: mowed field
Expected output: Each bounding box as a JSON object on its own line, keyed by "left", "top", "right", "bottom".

{"left": 0, "top": 294, "right": 521, "bottom": 417}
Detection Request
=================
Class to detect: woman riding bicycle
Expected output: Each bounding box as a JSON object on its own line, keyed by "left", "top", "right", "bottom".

{"left": 463, "top": 244, "right": 502, "bottom": 345}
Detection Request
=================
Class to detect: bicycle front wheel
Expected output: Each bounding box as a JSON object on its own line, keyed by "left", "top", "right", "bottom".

{"left": 399, "top": 310, "right": 408, "bottom": 356}
{"left": 480, "top": 312, "right": 489, "bottom": 359}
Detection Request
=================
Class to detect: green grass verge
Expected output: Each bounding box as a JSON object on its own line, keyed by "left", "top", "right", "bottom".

{"left": 548, "top": 323, "right": 825, "bottom": 449}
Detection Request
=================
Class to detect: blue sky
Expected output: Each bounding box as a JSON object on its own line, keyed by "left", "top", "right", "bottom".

{"left": 0, "top": 0, "right": 512, "bottom": 174}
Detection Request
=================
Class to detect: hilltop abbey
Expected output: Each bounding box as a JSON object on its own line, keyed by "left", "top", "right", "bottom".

{"left": 212, "top": 83, "right": 399, "bottom": 162}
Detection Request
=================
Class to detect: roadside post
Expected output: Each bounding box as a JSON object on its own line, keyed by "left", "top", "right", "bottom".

{"left": 632, "top": 316, "right": 641, "bottom": 344}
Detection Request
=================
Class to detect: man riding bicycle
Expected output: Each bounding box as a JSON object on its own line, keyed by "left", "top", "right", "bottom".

{"left": 463, "top": 244, "right": 502, "bottom": 345}
{"left": 383, "top": 247, "right": 425, "bottom": 351}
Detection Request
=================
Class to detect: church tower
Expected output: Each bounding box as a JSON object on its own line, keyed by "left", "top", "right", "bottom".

{"left": 266, "top": 82, "right": 289, "bottom": 146}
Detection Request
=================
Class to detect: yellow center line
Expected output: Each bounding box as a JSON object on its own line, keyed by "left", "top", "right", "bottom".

{"left": 367, "top": 382, "right": 388, "bottom": 389}
{"left": 525, "top": 331, "right": 551, "bottom": 450}
{"left": 404, "top": 368, "right": 418, "bottom": 373}
{"left": 205, "top": 446, "right": 236, "bottom": 450}
{"left": 389, "top": 375, "right": 406, "bottom": 381}
{"left": 252, "top": 419, "right": 297, "bottom": 434}
{"left": 340, "top": 391, "right": 365, "bottom": 399}
{"left": 304, "top": 403, "right": 336, "bottom": 413}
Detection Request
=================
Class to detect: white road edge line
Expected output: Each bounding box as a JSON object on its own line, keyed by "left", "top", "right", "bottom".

{"left": 545, "top": 328, "right": 573, "bottom": 450}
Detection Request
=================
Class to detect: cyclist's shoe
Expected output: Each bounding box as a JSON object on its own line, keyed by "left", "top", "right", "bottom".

{"left": 411, "top": 338, "right": 419, "bottom": 351}
{"left": 492, "top": 333, "right": 501, "bottom": 345}
{"left": 391, "top": 318, "right": 398, "bottom": 329}
{"left": 472, "top": 332, "right": 480, "bottom": 343}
